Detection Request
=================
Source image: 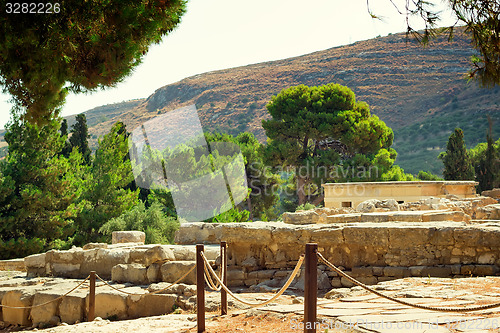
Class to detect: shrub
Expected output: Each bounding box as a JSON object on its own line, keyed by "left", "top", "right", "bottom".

{"left": 99, "top": 201, "right": 180, "bottom": 244}
{"left": 295, "top": 203, "right": 316, "bottom": 211}
{"left": 0, "top": 237, "right": 45, "bottom": 260}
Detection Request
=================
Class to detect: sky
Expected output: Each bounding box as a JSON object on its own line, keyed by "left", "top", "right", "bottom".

{"left": 0, "top": 0, "right": 456, "bottom": 129}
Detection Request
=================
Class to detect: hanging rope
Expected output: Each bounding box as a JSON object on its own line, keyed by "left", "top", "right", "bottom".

{"left": 317, "top": 251, "right": 500, "bottom": 313}
{"left": 0, "top": 275, "right": 90, "bottom": 309}
{"left": 204, "top": 250, "right": 224, "bottom": 291}
{"left": 201, "top": 251, "right": 304, "bottom": 307}
{"left": 95, "top": 264, "right": 196, "bottom": 296}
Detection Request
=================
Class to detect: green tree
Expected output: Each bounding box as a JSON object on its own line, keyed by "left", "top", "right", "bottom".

{"left": 0, "top": 0, "right": 186, "bottom": 124}
{"left": 262, "top": 83, "right": 394, "bottom": 205}
{"left": 439, "top": 128, "right": 475, "bottom": 180}
{"left": 59, "top": 118, "right": 72, "bottom": 158}
{"left": 69, "top": 114, "right": 91, "bottom": 164}
{"left": 471, "top": 135, "right": 500, "bottom": 192}
{"left": 205, "top": 131, "right": 281, "bottom": 221}
{"left": 417, "top": 170, "right": 443, "bottom": 181}
{"left": 99, "top": 201, "right": 179, "bottom": 244}
{"left": 74, "top": 122, "right": 139, "bottom": 245}
{"left": 0, "top": 118, "right": 84, "bottom": 257}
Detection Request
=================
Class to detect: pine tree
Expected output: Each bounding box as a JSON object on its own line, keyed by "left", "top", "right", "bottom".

{"left": 0, "top": 118, "right": 85, "bottom": 257}
{"left": 74, "top": 122, "right": 139, "bottom": 245}
{"left": 439, "top": 128, "right": 475, "bottom": 180}
{"left": 0, "top": 0, "right": 186, "bottom": 124}
{"left": 69, "top": 114, "right": 91, "bottom": 165}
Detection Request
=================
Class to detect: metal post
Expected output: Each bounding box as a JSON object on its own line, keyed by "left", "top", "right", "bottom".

{"left": 220, "top": 241, "right": 228, "bottom": 315}
{"left": 88, "top": 271, "right": 96, "bottom": 322}
{"left": 304, "top": 243, "right": 317, "bottom": 333}
{"left": 196, "top": 244, "right": 205, "bottom": 333}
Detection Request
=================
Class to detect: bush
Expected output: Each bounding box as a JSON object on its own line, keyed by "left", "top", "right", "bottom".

{"left": 295, "top": 203, "right": 316, "bottom": 211}
{"left": 0, "top": 237, "right": 45, "bottom": 260}
{"left": 417, "top": 170, "right": 443, "bottom": 181}
{"left": 99, "top": 201, "right": 180, "bottom": 244}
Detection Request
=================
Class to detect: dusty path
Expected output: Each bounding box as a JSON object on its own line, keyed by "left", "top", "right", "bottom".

{"left": 2, "top": 276, "right": 500, "bottom": 333}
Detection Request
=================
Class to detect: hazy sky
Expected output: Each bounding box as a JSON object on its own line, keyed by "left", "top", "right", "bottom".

{"left": 0, "top": 0, "right": 456, "bottom": 129}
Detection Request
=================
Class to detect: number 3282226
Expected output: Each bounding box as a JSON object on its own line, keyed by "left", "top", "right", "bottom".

{"left": 6, "top": 3, "right": 60, "bottom": 14}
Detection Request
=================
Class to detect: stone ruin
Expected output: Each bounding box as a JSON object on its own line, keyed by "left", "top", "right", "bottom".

{"left": 0, "top": 190, "right": 499, "bottom": 327}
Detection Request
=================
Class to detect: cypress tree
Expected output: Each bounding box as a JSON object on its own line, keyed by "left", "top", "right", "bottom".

{"left": 69, "top": 114, "right": 91, "bottom": 165}
{"left": 440, "top": 128, "right": 474, "bottom": 180}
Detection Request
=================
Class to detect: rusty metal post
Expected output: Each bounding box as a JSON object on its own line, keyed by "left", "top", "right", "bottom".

{"left": 220, "top": 241, "right": 228, "bottom": 315}
{"left": 304, "top": 243, "right": 317, "bottom": 333}
{"left": 88, "top": 271, "right": 96, "bottom": 322}
{"left": 196, "top": 244, "right": 205, "bottom": 332}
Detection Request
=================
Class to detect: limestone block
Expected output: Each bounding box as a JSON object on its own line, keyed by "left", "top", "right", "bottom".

{"left": 81, "top": 248, "right": 130, "bottom": 279}
{"left": 221, "top": 222, "right": 273, "bottom": 244}
{"left": 247, "top": 270, "right": 276, "bottom": 280}
{"left": 478, "top": 253, "right": 496, "bottom": 264}
{"left": 112, "top": 231, "right": 145, "bottom": 245}
{"left": 429, "top": 227, "right": 455, "bottom": 246}
{"left": 326, "top": 214, "right": 361, "bottom": 223}
{"left": 147, "top": 283, "right": 195, "bottom": 297}
{"left": 82, "top": 243, "right": 108, "bottom": 250}
{"left": 59, "top": 294, "right": 85, "bottom": 324}
{"left": 2, "top": 289, "right": 35, "bottom": 326}
{"left": 51, "top": 263, "right": 81, "bottom": 278}
{"left": 111, "top": 264, "right": 148, "bottom": 285}
{"left": 160, "top": 261, "right": 196, "bottom": 285}
{"left": 147, "top": 263, "right": 162, "bottom": 283}
{"left": 356, "top": 199, "right": 380, "bottom": 213}
{"left": 361, "top": 213, "right": 390, "bottom": 223}
{"left": 351, "top": 266, "right": 373, "bottom": 277}
{"left": 128, "top": 248, "right": 148, "bottom": 264}
{"left": 282, "top": 210, "right": 321, "bottom": 225}
{"left": 226, "top": 268, "right": 245, "bottom": 281}
{"left": 473, "top": 265, "right": 498, "bottom": 276}
{"left": 340, "top": 276, "right": 355, "bottom": 287}
{"left": 30, "top": 292, "right": 60, "bottom": 327}
{"left": 174, "top": 222, "right": 222, "bottom": 245}
{"left": 330, "top": 277, "right": 342, "bottom": 288}
{"left": 480, "top": 204, "right": 500, "bottom": 220}
{"left": 389, "top": 227, "right": 430, "bottom": 248}
{"left": 482, "top": 189, "right": 500, "bottom": 200}
{"left": 144, "top": 246, "right": 175, "bottom": 266}
{"left": 421, "top": 266, "right": 452, "bottom": 278}
{"left": 85, "top": 291, "right": 127, "bottom": 320}
{"left": 343, "top": 226, "right": 389, "bottom": 248}
{"left": 292, "top": 268, "right": 330, "bottom": 290}
{"left": 409, "top": 266, "right": 425, "bottom": 276}
{"left": 127, "top": 293, "right": 177, "bottom": 318}
{"left": 356, "top": 276, "right": 378, "bottom": 285}
{"left": 383, "top": 267, "right": 410, "bottom": 278}
{"left": 24, "top": 253, "right": 45, "bottom": 269}
{"left": 394, "top": 212, "right": 425, "bottom": 222}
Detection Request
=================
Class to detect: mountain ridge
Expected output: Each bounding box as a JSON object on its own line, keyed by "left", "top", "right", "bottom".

{"left": 1, "top": 28, "right": 498, "bottom": 174}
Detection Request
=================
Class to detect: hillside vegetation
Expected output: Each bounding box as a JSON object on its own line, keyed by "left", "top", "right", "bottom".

{"left": 1, "top": 28, "right": 498, "bottom": 174}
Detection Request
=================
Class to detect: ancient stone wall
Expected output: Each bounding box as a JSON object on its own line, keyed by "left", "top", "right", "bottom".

{"left": 175, "top": 221, "right": 500, "bottom": 288}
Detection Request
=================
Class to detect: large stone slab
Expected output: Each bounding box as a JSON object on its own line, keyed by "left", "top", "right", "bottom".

{"left": 85, "top": 290, "right": 127, "bottom": 320}
{"left": 112, "top": 231, "right": 146, "bottom": 244}
{"left": 161, "top": 261, "right": 196, "bottom": 285}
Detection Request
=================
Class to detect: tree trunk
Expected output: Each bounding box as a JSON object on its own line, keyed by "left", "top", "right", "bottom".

{"left": 297, "top": 175, "right": 307, "bottom": 205}
{"left": 246, "top": 196, "right": 254, "bottom": 221}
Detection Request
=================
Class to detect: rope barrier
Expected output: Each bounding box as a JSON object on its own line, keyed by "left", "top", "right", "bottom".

{"left": 0, "top": 275, "right": 91, "bottom": 309}
{"left": 317, "top": 252, "right": 500, "bottom": 313}
{"left": 201, "top": 251, "right": 304, "bottom": 307}
{"left": 95, "top": 265, "right": 196, "bottom": 296}
{"left": 204, "top": 250, "right": 224, "bottom": 291}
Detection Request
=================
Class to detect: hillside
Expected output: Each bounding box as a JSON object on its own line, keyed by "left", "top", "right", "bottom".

{"left": 1, "top": 28, "right": 498, "bottom": 174}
